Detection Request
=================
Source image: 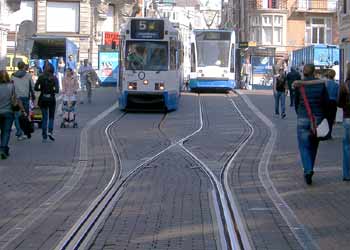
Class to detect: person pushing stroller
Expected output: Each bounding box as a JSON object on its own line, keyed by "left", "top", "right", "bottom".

{"left": 61, "top": 68, "right": 79, "bottom": 128}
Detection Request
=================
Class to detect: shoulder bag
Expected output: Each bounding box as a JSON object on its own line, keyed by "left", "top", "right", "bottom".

{"left": 300, "top": 85, "right": 329, "bottom": 139}
{"left": 11, "top": 85, "right": 20, "bottom": 112}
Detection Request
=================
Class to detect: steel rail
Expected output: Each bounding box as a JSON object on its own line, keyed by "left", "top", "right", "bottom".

{"left": 55, "top": 94, "right": 252, "bottom": 250}
{"left": 55, "top": 98, "right": 204, "bottom": 250}
{"left": 178, "top": 95, "right": 255, "bottom": 250}
{"left": 220, "top": 95, "right": 255, "bottom": 250}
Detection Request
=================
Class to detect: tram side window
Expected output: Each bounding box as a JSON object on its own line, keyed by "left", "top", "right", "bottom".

{"left": 230, "top": 45, "right": 235, "bottom": 73}
{"left": 170, "top": 40, "right": 176, "bottom": 70}
{"left": 191, "top": 43, "right": 196, "bottom": 72}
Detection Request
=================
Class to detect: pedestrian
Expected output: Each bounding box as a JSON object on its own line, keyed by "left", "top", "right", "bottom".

{"left": 57, "top": 57, "right": 65, "bottom": 91}
{"left": 34, "top": 63, "right": 59, "bottom": 142}
{"left": 324, "top": 69, "right": 339, "bottom": 139}
{"left": 66, "top": 55, "right": 77, "bottom": 73}
{"left": 273, "top": 68, "right": 288, "bottom": 118}
{"left": 299, "top": 61, "right": 305, "bottom": 79}
{"left": 11, "top": 61, "right": 35, "bottom": 140}
{"left": 0, "top": 70, "right": 25, "bottom": 159}
{"left": 286, "top": 66, "right": 301, "bottom": 107}
{"left": 337, "top": 67, "right": 350, "bottom": 181}
{"left": 78, "top": 59, "right": 93, "bottom": 104}
{"left": 86, "top": 66, "right": 98, "bottom": 104}
{"left": 62, "top": 68, "right": 79, "bottom": 99}
{"left": 241, "top": 58, "right": 252, "bottom": 89}
{"left": 293, "top": 64, "right": 330, "bottom": 185}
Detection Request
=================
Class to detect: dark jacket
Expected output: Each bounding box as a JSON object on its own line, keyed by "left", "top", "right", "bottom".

{"left": 34, "top": 73, "right": 59, "bottom": 107}
{"left": 294, "top": 77, "right": 329, "bottom": 119}
{"left": 286, "top": 69, "right": 301, "bottom": 89}
{"left": 338, "top": 79, "right": 350, "bottom": 118}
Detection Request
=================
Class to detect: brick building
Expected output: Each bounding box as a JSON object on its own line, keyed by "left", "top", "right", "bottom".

{"left": 222, "top": 0, "right": 339, "bottom": 59}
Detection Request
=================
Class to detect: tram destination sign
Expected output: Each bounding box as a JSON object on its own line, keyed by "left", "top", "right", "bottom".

{"left": 131, "top": 19, "right": 164, "bottom": 39}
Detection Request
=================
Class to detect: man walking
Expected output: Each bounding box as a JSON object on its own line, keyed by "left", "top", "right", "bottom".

{"left": 286, "top": 67, "right": 301, "bottom": 107}
{"left": 66, "top": 55, "right": 77, "bottom": 72}
{"left": 293, "top": 64, "right": 329, "bottom": 185}
{"left": 241, "top": 58, "right": 252, "bottom": 89}
{"left": 12, "top": 61, "right": 35, "bottom": 140}
{"left": 273, "top": 68, "right": 287, "bottom": 118}
{"left": 78, "top": 59, "right": 93, "bottom": 104}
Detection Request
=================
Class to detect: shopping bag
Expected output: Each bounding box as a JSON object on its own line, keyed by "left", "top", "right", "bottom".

{"left": 316, "top": 118, "right": 329, "bottom": 139}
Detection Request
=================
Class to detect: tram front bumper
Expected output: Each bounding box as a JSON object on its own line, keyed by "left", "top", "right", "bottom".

{"left": 189, "top": 79, "right": 235, "bottom": 90}
{"left": 119, "top": 90, "right": 178, "bottom": 111}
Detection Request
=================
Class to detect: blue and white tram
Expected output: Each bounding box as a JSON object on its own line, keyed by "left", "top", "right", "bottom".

{"left": 189, "top": 30, "right": 236, "bottom": 91}
{"left": 118, "top": 18, "right": 183, "bottom": 111}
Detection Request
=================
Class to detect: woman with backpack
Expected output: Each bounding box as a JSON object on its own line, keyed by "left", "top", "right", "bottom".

{"left": 338, "top": 65, "right": 350, "bottom": 181}
{"left": 34, "top": 63, "right": 59, "bottom": 142}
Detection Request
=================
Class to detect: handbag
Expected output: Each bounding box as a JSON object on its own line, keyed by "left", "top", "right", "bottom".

{"left": 11, "top": 85, "right": 20, "bottom": 111}
{"left": 19, "top": 114, "right": 34, "bottom": 137}
{"left": 300, "top": 85, "right": 329, "bottom": 139}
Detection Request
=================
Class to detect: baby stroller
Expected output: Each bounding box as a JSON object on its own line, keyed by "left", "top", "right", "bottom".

{"left": 60, "top": 95, "right": 78, "bottom": 128}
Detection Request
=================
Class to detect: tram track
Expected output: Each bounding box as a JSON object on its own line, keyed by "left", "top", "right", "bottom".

{"left": 55, "top": 93, "right": 255, "bottom": 250}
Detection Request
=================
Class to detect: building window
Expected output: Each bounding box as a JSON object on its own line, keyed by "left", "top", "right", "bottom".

{"left": 261, "top": 0, "right": 278, "bottom": 8}
{"left": 250, "top": 14, "right": 283, "bottom": 45}
{"left": 100, "top": 5, "right": 115, "bottom": 32}
{"left": 7, "top": 0, "right": 35, "bottom": 32}
{"left": 305, "top": 17, "right": 332, "bottom": 44}
{"left": 46, "top": 2, "right": 80, "bottom": 33}
{"left": 344, "top": 0, "right": 350, "bottom": 14}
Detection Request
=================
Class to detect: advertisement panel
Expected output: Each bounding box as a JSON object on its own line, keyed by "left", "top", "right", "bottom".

{"left": 251, "top": 56, "right": 273, "bottom": 74}
{"left": 98, "top": 51, "right": 119, "bottom": 86}
{"left": 251, "top": 56, "right": 273, "bottom": 89}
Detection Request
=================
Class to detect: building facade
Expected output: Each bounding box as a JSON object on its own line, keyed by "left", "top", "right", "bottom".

{"left": 287, "top": 0, "right": 339, "bottom": 52}
{"left": 339, "top": 0, "right": 350, "bottom": 80}
{"left": 153, "top": 0, "right": 221, "bottom": 78}
{"left": 6, "top": 0, "right": 142, "bottom": 68}
{"left": 0, "top": 0, "right": 21, "bottom": 69}
{"left": 222, "top": 0, "right": 339, "bottom": 58}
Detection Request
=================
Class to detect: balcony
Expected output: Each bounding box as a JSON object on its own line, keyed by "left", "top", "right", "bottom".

{"left": 290, "top": 0, "right": 338, "bottom": 13}
{"left": 248, "top": 0, "right": 288, "bottom": 10}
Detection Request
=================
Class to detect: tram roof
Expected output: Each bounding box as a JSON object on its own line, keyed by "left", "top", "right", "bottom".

{"left": 192, "top": 29, "right": 234, "bottom": 33}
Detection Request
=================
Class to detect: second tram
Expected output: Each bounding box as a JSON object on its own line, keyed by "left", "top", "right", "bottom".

{"left": 189, "top": 30, "right": 236, "bottom": 91}
{"left": 118, "top": 18, "right": 183, "bottom": 111}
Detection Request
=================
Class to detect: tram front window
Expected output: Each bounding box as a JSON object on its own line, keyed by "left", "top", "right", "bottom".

{"left": 196, "top": 40, "right": 230, "bottom": 67}
{"left": 126, "top": 41, "right": 168, "bottom": 71}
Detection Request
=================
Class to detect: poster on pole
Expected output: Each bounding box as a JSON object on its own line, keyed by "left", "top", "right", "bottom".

{"left": 98, "top": 51, "right": 119, "bottom": 86}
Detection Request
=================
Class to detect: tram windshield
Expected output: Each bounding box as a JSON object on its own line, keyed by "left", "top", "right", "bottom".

{"left": 196, "top": 40, "right": 230, "bottom": 67}
{"left": 195, "top": 31, "right": 231, "bottom": 68}
{"left": 126, "top": 41, "right": 168, "bottom": 71}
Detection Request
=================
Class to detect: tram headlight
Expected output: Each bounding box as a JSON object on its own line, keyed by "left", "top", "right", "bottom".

{"left": 143, "top": 80, "right": 149, "bottom": 85}
{"left": 128, "top": 82, "right": 137, "bottom": 90}
{"left": 155, "top": 82, "right": 165, "bottom": 90}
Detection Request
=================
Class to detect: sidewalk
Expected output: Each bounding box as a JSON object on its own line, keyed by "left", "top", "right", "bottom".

{"left": 243, "top": 90, "right": 349, "bottom": 250}
{"left": 0, "top": 87, "right": 119, "bottom": 243}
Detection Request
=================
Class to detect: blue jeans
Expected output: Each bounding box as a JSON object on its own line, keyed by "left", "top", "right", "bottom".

{"left": 274, "top": 91, "right": 286, "bottom": 115}
{"left": 343, "top": 118, "right": 350, "bottom": 178}
{"left": 41, "top": 102, "right": 56, "bottom": 139}
{"left": 0, "top": 112, "right": 14, "bottom": 155}
{"left": 14, "top": 97, "right": 29, "bottom": 137}
{"left": 297, "top": 118, "right": 320, "bottom": 174}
